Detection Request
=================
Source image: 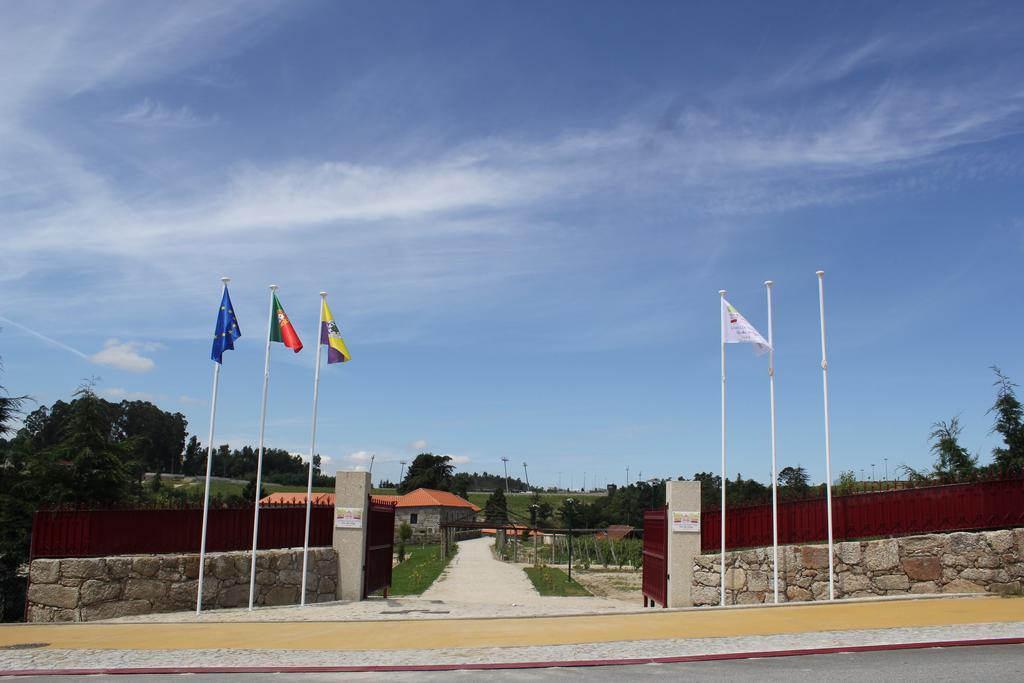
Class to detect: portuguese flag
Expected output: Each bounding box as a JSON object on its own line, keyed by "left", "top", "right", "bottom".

{"left": 270, "top": 293, "right": 303, "bottom": 352}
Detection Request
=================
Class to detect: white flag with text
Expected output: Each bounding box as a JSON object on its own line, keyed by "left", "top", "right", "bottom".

{"left": 722, "top": 299, "right": 771, "bottom": 355}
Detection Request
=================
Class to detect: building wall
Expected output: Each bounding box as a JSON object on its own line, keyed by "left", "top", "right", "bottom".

{"left": 691, "top": 527, "right": 1024, "bottom": 606}
{"left": 26, "top": 547, "right": 338, "bottom": 622}
{"left": 395, "top": 506, "right": 478, "bottom": 544}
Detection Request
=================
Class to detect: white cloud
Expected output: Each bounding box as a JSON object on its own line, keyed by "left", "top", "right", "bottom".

{"left": 441, "top": 454, "right": 471, "bottom": 465}
{"left": 177, "top": 394, "right": 206, "bottom": 406}
{"left": 89, "top": 339, "right": 159, "bottom": 372}
{"left": 113, "top": 98, "right": 216, "bottom": 128}
{"left": 102, "top": 387, "right": 155, "bottom": 401}
{"left": 410, "top": 439, "right": 428, "bottom": 451}
{"left": 346, "top": 450, "right": 373, "bottom": 463}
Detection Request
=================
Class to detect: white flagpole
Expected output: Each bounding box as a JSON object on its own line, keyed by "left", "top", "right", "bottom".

{"left": 719, "top": 289, "right": 727, "bottom": 607}
{"left": 300, "top": 292, "right": 326, "bottom": 606}
{"left": 816, "top": 270, "right": 835, "bottom": 600}
{"left": 765, "top": 280, "right": 779, "bottom": 604}
{"left": 248, "top": 284, "right": 277, "bottom": 610}
{"left": 196, "top": 278, "right": 229, "bottom": 615}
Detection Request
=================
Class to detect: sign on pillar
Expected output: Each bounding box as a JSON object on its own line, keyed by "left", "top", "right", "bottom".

{"left": 333, "top": 470, "right": 370, "bottom": 601}
{"left": 665, "top": 480, "right": 701, "bottom": 607}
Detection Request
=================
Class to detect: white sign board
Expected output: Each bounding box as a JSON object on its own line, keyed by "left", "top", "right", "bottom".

{"left": 671, "top": 510, "right": 700, "bottom": 533}
{"left": 334, "top": 506, "right": 363, "bottom": 529}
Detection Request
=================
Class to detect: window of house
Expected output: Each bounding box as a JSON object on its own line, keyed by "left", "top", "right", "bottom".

{"left": 410, "top": 513, "right": 418, "bottom": 524}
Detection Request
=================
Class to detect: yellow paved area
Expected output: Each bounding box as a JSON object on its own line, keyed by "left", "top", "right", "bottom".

{"left": 0, "top": 596, "right": 1020, "bottom": 652}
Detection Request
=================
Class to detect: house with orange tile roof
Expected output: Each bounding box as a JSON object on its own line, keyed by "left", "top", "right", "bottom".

{"left": 394, "top": 488, "right": 480, "bottom": 543}
{"left": 259, "top": 487, "right": 479, "bottom": 543}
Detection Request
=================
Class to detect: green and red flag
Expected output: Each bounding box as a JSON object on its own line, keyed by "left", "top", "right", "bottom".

{"left": 270, "top": 293, "right": 303, "bottom": 352}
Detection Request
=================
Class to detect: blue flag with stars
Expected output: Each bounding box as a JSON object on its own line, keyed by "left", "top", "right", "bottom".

{"left": 211, "top": 286, "right": 241, "bottom": 363}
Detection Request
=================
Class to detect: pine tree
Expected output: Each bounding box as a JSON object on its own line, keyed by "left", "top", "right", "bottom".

{"left": 484, "top": 487, "right": 509, "bottom": 524}
{"left": 929, "top": 417, "right": 977, "bottom": 482}
{"left": 989, "top": 367, "right": 1024, "bottom": 472}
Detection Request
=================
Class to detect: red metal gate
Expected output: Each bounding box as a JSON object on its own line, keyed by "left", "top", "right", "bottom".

{"left": 363, "top": 496, "right": 397, "bottom": 598}
{"left": 642, "top": 505, "right": 668, "bottom": 608}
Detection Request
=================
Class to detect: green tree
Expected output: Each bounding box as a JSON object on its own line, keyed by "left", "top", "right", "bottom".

{"left": 398, "top": 453, "right": 454, "bottom": 493}
{"left": 778, "top": 466, "right": 811, "bottom": 500}
{"left": 484, "top": 487, "right": 509, "bottom": 524}
{"left": 451, "top": 472, "right": 471, "bottom": 500}
{"left": 182, "top": 435, "right": 204, "bottom": 476}
{"left": 928, "top": 416, "right": 978, "bottom": 482}
{"left": 397, "top": 522, "right": 412, "bottom": 562}
{"left": 835, "top": 470, "right": 857, "bottom": 495}
{"left": 241, "top": 477, "right": 267, "bottom": 504}
{"left": 37, "top": 388, "right": 132, "bottom": 506}
{"left": 989, "top": 367, "right": 1024, "bottom": 472}
{"left": 116, "top": 400, "right": 187, "bottom": 475}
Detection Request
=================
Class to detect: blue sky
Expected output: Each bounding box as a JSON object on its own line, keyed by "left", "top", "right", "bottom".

{"left": 1, "top": 1, "right": 1022, "bottom": 489}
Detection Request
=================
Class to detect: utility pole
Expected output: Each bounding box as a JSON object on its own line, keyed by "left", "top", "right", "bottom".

{"left": 884, "top": 458, "right": 888, "bottom": 482}
{"left": 369, "top": 454, "right": 375, "bottom": 481}
{"left": 501, "top": 457, "right": 510, "bottom": 493}
{"left": 523, "top": 462, "right": 530, "bottom": 489}
{"left": 871, "top": 463, "right": 875, "bottom": 482}
{"left": 399, "top": 460, "right": 406, "bottom": 486}
{"left": 565, "top": 498, "right": 575, "bottom": 582}
{"left": 583, "top": 471, "right": 586, "bottom": 492}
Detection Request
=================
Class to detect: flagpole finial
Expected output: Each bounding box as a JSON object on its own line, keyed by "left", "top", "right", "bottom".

{"left": 764, "top": 280, "right": 773, "bottom": 287}
{"left": 221, "top": 276, "right": 230, "bottom": 284}
{"left": 320, "top": 291, "right": 327, "bottom": 298}
{"left": 719, "top": 289, "right": 727, "bottom": 297}
{"left": 269, "top": 284, "right": 279, "bottom": 291}
{"left": 816, "top": 270, "right": 825, "bottom": 278}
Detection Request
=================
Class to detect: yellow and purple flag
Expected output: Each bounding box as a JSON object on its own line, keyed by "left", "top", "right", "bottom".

{"left": 320, "top": 298, "right": 351, "bottom": 364}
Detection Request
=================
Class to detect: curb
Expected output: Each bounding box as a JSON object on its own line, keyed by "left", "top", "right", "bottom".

{"left": 3, "top": 636, "right": 1023, "bottom": 676}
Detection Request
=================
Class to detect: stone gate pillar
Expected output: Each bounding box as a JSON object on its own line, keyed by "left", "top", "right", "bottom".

{"left": 333, "top": 470, "right": 370, "bottom": 601}
{"left": 665, "top": 479, "right": 701, "bottom": 607}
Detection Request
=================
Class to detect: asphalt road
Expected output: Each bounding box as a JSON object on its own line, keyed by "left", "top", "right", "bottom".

{"left": 5, "top": 644, "right": 1023, "bottom": 681}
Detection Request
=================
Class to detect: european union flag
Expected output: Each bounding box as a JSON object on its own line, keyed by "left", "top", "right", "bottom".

{"left": 211, "top": 286, "right": 241, "bottom": 363}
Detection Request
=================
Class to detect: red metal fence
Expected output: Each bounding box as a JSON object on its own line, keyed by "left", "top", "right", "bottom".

{"left": 363, "top": 497, "right": 397, "bottom": 598}
{"left": 641, "top": 505, "right": 668, "bottom": 607}
{"left": 701, "top": 476, "right": 1024, "bottom": 553}
{"left": 30, "top": 505, "right": 334, "bottom": 559}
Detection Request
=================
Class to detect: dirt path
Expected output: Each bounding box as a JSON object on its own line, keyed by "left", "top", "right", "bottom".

{"left": 421, "top": 537, "right": 542, "bottom": 604}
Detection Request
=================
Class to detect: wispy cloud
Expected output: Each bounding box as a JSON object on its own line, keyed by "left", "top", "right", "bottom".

{"left": 112, "top": 98, "right": 216, "bottom": 128}
{"left": 2, "top": 3, "right": 1024, "bottom": 352}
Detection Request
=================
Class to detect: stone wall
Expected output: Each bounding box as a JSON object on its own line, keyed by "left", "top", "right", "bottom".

{"left": 692, "top": 527, "right": 1024, "bottom": 606}
{"left": 26, "top": 547, "right": 337, "bottom": 622}
{"left": 395, "top": 506, "right": 478, "bottom": 544}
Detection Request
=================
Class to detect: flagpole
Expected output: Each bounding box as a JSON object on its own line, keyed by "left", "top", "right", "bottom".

{"left": 718, "top": 289, "right": 727, "bottom": 608}
{"left": 248, "top": 284, "right": 277, "bottom": 611}
{"left": 816, "top": 270, "right": 835, "bottom": 600}
{"left": 300, "top": 292, "right": 326, "bottom": 606}
{"left": 765, "top": 280, "right": 779, "bottom": 604}
{"left": 197, "top": 279, "right": 229, "bottom": 614}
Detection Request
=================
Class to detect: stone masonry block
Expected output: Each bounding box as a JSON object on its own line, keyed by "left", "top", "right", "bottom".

{"left": 28, "top": 583, "right": 79, "bottom": 609}
{"left": 863, "top": 540, "right": 899, "bottom": 571}
{"left": 30, "top": 559, "right": 61, "bottom": 584}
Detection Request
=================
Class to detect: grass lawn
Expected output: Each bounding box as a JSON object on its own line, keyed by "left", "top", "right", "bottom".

{"left": 167, "top": 478, "right": 333, "bottom": 499}
{"left": 523, "top": 566, "right": 592, "bottom": 596}
{"left": 388, "top": 544, "right": 457, "bottom": 595}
